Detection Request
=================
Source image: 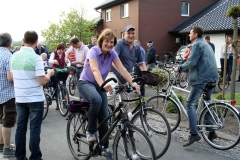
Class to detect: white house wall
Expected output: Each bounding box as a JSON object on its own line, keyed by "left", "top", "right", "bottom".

{"left": 203, "top": 33, "right": 225, "bottom": 68}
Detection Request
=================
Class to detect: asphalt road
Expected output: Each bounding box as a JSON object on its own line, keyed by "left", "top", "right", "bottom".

{"left": 1, "top": 80, "right": 239, "bottom": 160}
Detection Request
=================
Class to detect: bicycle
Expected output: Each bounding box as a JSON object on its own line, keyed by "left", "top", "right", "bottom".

{"left": 152, "top": 67, "right": 188, "bottom": 93}
{"left": 69, "top": 64, "right": 82, "bottom": 96}
{"left": 66, "top": 78, "right": 156, "bottom": 160}
{"left": 147, "top": 76, "right": 240, "bottom": 150}
{"left": 44, "top": 67, "right": 70, "bottom": 116}
{"left": 111, "top": 77, "right": 171, "bottom": 159}
{"left": 43, "top": 92, "right": 49, "bottom": 120}
{"left": 217, "top": 68, "right": 229, "bottom": 90}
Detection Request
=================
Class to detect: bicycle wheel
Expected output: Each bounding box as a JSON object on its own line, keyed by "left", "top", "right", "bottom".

{"left": 113, "top": 125, "right": 156, "bottom": 160}
{"left": 58, "top": 85, "right": 69, "bottom": 116}
{"left": 199, "top": 103, "right": 240, "bottom": 150}
{"left": 147, "top": 95, "right": 181, "bottom": 132}
{"left": 179, "top": 72, "right": 188, "bottom": 89}
{"left": 217, "top": 80, "right": 229, "bottom": 90}
{"left": 66, "top": 113, "right": 90, "bottom": 160}
{"left": 43, "top": 93, "right": 49, "bottom": 120}
{"left": 69, "top": 75, "right": 77, "bottom": 96}
{"left": 131, "top": 108, "right": 171, "bottom": 158}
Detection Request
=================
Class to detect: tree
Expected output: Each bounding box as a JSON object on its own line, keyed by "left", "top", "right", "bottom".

{"left": 226, "top": 5, "right": 240, "bottom": 101}
{"left": 41, "top": 7, "right": 98, "bottom": 51}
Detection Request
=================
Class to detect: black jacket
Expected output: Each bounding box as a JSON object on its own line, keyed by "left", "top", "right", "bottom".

{"left": 146, "top": 45, "right": 156, "bottom": 64}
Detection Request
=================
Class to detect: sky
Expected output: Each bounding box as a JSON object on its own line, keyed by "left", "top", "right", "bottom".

{"left": 0, "top": 0, "right": 105, "bottom": 41}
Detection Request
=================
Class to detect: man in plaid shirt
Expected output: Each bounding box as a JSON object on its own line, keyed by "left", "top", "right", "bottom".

{"left": 0, "top": 32, "right": 16, "bottom": 157}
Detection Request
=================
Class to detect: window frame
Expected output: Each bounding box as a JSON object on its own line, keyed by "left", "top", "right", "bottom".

{"left": 106, "top": 9, "right": 111, "bottom": 22}
{"left": 181, "top": 2, "right": 189, "bottom": 17}
{"left": 121, "top": 3, "right": 129, "bottom": 18}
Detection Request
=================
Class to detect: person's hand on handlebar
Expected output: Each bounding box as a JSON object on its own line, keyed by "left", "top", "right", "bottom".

{"left": 103, "top": 83, "right": 113, "bottom": 95}
{"left": 131, "top": 82, "right": 141, "bottom": 94}
{"left": 174, "top": 67, "right": 179, "bottom": 72}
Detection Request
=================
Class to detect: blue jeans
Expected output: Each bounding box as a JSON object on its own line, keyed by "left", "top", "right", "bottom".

{"left": 77, "top": 80, "right": 109, "bottom": 148}
{"left": 15, "top": 102, "right": 44, "bottom": 160}
{"left": 187, "top": 84, "right": 207, "bottom": 135}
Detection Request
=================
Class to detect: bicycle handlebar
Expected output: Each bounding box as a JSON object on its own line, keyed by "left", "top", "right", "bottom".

{"left": 100, "top": 78, "right": 117, "bottom": 91}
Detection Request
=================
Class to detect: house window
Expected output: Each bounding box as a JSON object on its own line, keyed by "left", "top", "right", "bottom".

{"left": 181, "top": 2, "right": 189, "bottom": 16}
{"left": 121, "top": 3, "right": 129, "bottom": 18}
{"left": 180, "top": 34, "right": 188, "bottom": 45}
{"left": 106, "top": 9, "right": 111, "bottom": 22}
{"left": 120, "top": 32, "right": 124, "bottom": 39}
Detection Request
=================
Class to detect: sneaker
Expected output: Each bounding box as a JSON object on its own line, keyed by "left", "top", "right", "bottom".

{"left": 183, "top": 134, "right": 201, "bottom": 147}
{"left": 208, "top": 131, "right": 218, "bottom": 141}
{"left": 86, "top": 131, "right": 97, "bottom": 142}
{"left": 102, "top": 149, "right": 113, "bottom": 160}
{"left": 3, "top": 147, "right": 15, "bottom": 157}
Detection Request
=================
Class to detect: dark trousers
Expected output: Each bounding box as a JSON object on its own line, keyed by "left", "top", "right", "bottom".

{"left": 133, "top": 65, "right": 145, "bottom": 96}
{"left": 220, "top": 57, "right": 233, "bottom": 81}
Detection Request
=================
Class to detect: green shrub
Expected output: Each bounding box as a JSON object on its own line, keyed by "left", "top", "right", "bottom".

{"left": 151, "top": 68, "right": 169, "bottom": 87}
{"left": 215, "top": 93, "right": 225, "bottom": 100}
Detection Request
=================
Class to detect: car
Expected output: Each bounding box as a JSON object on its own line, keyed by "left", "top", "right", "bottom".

{"left": 175, "top": 45, "right": 188, "bottom": 61}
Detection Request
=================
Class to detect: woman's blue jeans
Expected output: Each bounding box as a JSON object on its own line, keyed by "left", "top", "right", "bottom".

{"left": 77, "top": 80, "right": 109, "bottom": 148}
{"left": 15, "top": 102, "right": 44, "bottom": 160}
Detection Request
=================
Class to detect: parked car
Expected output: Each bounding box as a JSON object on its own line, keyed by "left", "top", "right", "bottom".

{"left": 175, "top": 45, "right": 188, "bottom": 60}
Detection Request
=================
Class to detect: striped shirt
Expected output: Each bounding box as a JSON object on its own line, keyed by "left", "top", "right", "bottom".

{"left": 0, "top": 47, "right": 15, "bottom": 104}
{"left": 11, "top": 47, "right": 45, "bottom": 103}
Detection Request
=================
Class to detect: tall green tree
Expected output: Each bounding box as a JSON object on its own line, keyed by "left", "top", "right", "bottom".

{"left": 226, "top": 5, "right": 240, "bottom": 101}
{"left": 42, "top": 7, "right": 98, "bottom": 51}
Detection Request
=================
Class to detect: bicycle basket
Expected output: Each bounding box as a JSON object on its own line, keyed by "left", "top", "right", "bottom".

{"left": 68, "top": 100, "right": 90, "bottom": 113}
{"left": 55, "top": 68, "right": 69, "bottom": 81}
{"left": 141, "top": 71, "right": 159, "bottom": 86}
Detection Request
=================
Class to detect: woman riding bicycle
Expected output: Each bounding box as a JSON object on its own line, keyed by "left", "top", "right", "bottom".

{"left": 77, "top": 28, "right": 140, "bottom": 159}
{"left": 49, "top": 42, "right": 70, "bottom": 110}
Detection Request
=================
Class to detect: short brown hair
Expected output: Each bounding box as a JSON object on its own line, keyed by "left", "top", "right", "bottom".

{"left": 97, "top": 28, "right": 117, "bottom": 47}
{"left": 56, "top": 42, "right": 65, "bottom": 50}
{"left": 24, "top": 30, "right": 38, "bottom": 45}
{"left": 191, "top": 26, "right": 204, "bottom": 38}
{"left": 69, "top": 37, "right": 80, "bottom": 45}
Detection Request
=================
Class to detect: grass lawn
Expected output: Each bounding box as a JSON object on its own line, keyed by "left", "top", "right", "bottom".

{"left": 212, "top": 92, "right": 240, "bottom": 105}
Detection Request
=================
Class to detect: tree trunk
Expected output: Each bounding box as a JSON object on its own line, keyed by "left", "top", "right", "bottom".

{"left": 230, "top": 18, "right": 238, "bottom": 101}
{"left": 222, "top": 36, "right": 228, "bottom": 99}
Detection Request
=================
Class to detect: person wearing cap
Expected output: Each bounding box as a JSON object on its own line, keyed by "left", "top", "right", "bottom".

{"left": 106, "top": 24, "right": 147, "bottom": 105}
{"left": 205, "top": 36, "right": 215, "bottom": 53}
{"left": 174, "top": 26, "right": 218, "bottom": 147}
{"left": 146, "top": 40, "right": 156, "bottom": 70}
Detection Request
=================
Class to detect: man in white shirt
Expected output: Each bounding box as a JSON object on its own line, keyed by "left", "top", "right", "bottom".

{"left": 65, "top": 37, "right": 89, "bottom": 80}
{"left": 220, "top": 37, "right": 233, "bottom": 81}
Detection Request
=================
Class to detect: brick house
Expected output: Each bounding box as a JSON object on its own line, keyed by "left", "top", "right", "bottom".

{"left": 94, "top": 0, "right": 216, "bottom": 55}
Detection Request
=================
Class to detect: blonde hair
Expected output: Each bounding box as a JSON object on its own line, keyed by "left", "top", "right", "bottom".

{"left": 41, "top": 53, "right": 47, "bottom": 61}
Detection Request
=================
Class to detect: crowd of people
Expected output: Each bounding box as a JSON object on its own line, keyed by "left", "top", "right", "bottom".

{"left": 0, "top": 24, "right": 239, "bottom": 160}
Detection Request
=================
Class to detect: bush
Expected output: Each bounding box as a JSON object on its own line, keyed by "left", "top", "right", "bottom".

{"left": 215, "top": 93, "right": 225, "bottom": 100}
{"left": 151, "top": 68, "right": 169, "bottom": 87}
{"left": 166, "top": 94, "right": 184, "bottom": 113}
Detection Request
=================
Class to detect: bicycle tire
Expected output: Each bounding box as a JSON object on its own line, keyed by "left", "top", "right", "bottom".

{"left": 217, "top": 80, "right": 229, "bottom": 90}
{"left": 43, "top": 93, "right": 49, "bottom": 120}
{"left": 179, "top": 72, "right": 188, "bottom": 89}
{"left": 199, "top": 102, "right": 240, "bottom": 150}
{"left": 58, "top": 85, "right": 69, "bottom": 116}
{"left": 147, "top": 95, "right": 181, "bottom": 132}
{"left": 69, "top": 75, "right": 77, "bottom": 96}
{"left": 131, "top": 108, "right": 171, "bottom": 158}
{"left": 113, "top": 124, "right": 156, "bottom": 160}
{"left": 66, "top": 113, "right": 90, "bottom": 160}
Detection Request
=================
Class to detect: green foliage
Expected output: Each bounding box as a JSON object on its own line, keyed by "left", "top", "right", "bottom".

{"left": 166, "top": 94, "right": 184, "bottom": 113}
{"left": 151, "top": 68, "right": 169, "bottom": 87}
{"left": 134, "top": 96, "right": 147, "bottom": 105}
{"left": 41, "top": 8, "right": 98, "bottom": 51}
{"left": 226, "top": 5, "right": 240, "bottom": 18}
{"left": 215, "top": 93, "right": 225, "bottom": 100}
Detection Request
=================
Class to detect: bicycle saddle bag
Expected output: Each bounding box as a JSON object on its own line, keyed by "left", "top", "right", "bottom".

{"left": 68, "top": 100, "right": 90, "bottom": 113}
